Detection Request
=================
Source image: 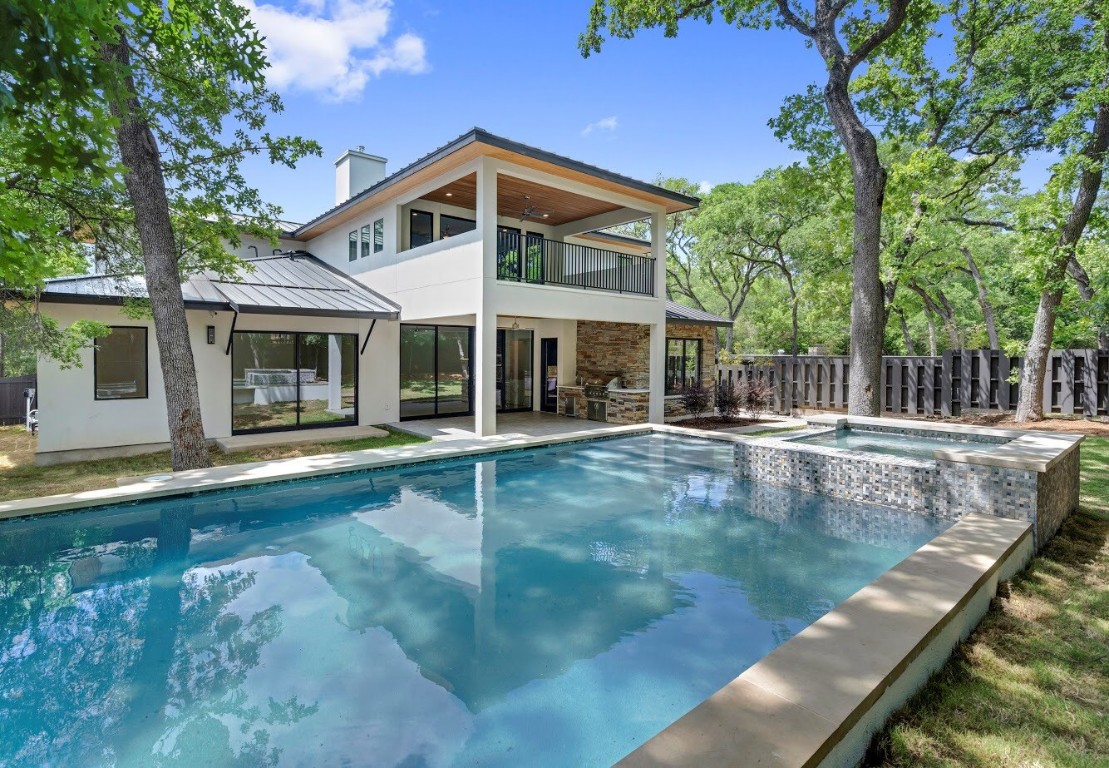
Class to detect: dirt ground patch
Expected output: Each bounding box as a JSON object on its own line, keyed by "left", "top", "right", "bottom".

{"left": 800, "top": 409, "right": 1109, "bottom": 437}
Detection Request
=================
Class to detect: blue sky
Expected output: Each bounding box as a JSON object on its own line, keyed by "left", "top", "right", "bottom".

{"left": 239, "top": 0, "right": 1051, "bottom": 225}
{"left": 239, "top": 0, "right": 829, "bottom": 224}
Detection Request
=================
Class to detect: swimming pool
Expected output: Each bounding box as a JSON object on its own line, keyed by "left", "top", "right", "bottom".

{"left": 790, "top": 426, "right": 1005, "bottom": 460}
{"left": 0, "top": 433, "right": 951, "bottom": 767}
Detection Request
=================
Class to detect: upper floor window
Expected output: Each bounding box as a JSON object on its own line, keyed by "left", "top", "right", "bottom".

{"left": 360, "top": 225, "right": 371, "bottom": 258}
{"left": 410, "top": 210, "right": 433, "bottom": 248}
{"left": 440, "top": 214, "right": 476, "bottom": 239}
{"left": 95, "top": 326, "right": 148, "bottom": 400}
{"left": 348, "top": 230, "right": 357, "bottom": 262}
{"left": 373, "top": 218, "right": 384, "bottom": 253}
{"left": 665, "top": 338, "right": 702, "bottom": 395}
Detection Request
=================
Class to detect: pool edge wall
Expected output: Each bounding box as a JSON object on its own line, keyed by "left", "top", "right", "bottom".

{"left": 616, "top": 513, "right": 1034, "bottom": 768}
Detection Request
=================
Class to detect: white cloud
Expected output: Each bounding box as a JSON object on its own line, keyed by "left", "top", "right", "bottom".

{"left": 698, "top": 180, "right": 714, "bottom": 194}
{"left": 581, "top": 116, "right": 619, "bottom": 137}
{"left": 242, "top": 0, "right": 429, "bottom": 102}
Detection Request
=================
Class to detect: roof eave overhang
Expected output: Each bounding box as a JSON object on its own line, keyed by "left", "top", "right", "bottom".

{"left": 39, "top": 293, "right": 399, "bottom": 321}
{"left": 39, "top": 293, "right": 231, "bottom": 313}
{"left": 293, "top": 128, "right": 700, "bottom": 240}
{"left": 666, "top": 316, "right": 733, "bottom": 329}
{"left": 235, "top": 305, "right": 400, "bottom": 320}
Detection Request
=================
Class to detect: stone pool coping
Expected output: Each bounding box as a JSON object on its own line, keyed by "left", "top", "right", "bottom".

{"left": 0, "top": 423, "right": 658, "bottom": 520}
{"left": 806, "top": 414, "right": 1082, "bottom": 472}
{"left": 617, "top": 512, "right": 1034, "bottom": 768}
{"left": 0, "top": 423, "right": 767, "bottom": 521}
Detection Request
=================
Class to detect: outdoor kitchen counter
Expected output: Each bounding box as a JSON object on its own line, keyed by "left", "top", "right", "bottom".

{"left": 557, "top": 386, "right": 651, "bottom": 425}
{"left": 555, "top": 385, "right": 650, "bottom": 395}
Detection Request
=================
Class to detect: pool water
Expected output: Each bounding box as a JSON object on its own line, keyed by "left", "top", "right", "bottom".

{"left": 0, "top": 434, "right": 950, "bottom": 767}
{"left": 791, "top": 427, "right": 1002, "bottom": 460}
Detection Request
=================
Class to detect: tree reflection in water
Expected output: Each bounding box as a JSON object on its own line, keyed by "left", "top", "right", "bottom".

{"left": 0, "top": 505, "right": 316, "bottom": 766}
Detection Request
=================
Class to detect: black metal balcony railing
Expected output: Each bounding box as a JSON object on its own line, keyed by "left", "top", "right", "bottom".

{"left": 496, "top": 230, "right": 656, "bottom": 296}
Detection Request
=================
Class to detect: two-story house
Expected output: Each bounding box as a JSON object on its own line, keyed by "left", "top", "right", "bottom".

{"left": 35, "top": 128, "right": 729, "bottom": 464}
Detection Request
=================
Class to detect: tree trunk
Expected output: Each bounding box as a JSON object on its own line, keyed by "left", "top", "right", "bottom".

{"left": 724, "top": 325, "right": 735, "bottom": 354}
{"left": 910, "top": 281, "right": 960, "bottom": 351}
{"left": 823, "top": 69, "right": 885, "bottom": 416}
{"left": 925, "top": 307, "right": 938, "bottom": 357}
{"left": 1016, "top": 88, "right": 1109, "bottom": 421}
{"left": 1067, "top": 256, "right": 1109, "bottom": 350}
{"left": 896, "top": 309, "right": 914, "bottom": 354}
{"left": 961, "top": 246, "right": 999, "bottom": 349}
{"left": 936, "top": 290, "right": 961, "bottom": 348}
{"left": 101, "top": 33, "right": 211, "bottom": 470}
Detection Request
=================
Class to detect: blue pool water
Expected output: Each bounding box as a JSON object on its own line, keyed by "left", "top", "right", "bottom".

{"left": 791, "top": 427, "right": 1003, "bottom": 460}
{"left": 0, "top": 434, "right": 950, "bottom": 767}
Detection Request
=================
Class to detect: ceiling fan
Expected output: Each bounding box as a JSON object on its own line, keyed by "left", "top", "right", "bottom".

{"left": 519, "top": 195, "right": 551, "bottom": 222}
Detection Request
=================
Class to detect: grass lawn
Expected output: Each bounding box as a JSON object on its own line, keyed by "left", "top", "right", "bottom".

{"left": 0, "top": 425, "right": 428, "bottom": 503}
{"left": 868, "top": 436, "right": 1109, "bottom": 767}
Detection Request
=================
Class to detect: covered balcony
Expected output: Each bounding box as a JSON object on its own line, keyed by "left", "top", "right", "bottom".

{"left": 494, "top": 230, "right": 655, "bottom": 296}
{"left": 398, "top": 169, "right": 661, "bottom": 298}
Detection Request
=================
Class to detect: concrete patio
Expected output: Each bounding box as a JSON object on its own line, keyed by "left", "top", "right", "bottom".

{"left": 388, "top": 411, "right": 614, "bottom": 441}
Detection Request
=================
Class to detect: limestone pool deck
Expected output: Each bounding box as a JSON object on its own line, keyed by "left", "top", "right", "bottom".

{"left": 391, "top": 411, "right": 806, "bottom": 441}
{"left": 0, "top": 418, "right": 1057, "bottom": 767}
{"left": 215, "top": 424, "right": 388, "bottom": 453}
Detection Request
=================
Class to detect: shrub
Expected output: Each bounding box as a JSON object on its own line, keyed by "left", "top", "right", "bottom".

{"left": 715, "top": 379, "right": 742, "bottom": 420}
{"left": 742, "top": 378, "right": 772, "bottom": 422}
{"left": 680, "top": 381, "right": 712, "bottom": 420}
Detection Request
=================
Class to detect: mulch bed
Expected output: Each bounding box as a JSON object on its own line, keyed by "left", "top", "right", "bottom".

{"left": 674, "top": 417, "right": 761, "bottom": 430}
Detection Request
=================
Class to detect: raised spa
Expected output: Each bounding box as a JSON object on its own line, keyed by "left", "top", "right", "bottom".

{"left": 0, "top": 433, "right": 951, "bottom": 767}
{"left": 788, "top": 424, "right": 1009, "bottom": 460}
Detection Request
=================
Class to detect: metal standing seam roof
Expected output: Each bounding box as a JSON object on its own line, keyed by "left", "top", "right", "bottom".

{"left": 665, "top": 301, "right": 732, "bottom": 327}
{"left": 40, "top": 253, "right": 401, "bottom": 320}
{"left": 292, "top": 127, "right": 701, "bottom": 237}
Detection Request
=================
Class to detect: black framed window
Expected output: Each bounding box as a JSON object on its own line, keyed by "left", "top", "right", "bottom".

{"left": 665, "top": 338, "right": 702, "bottom": 395}
{"left": 410, "top": 210, "right": 433, "bottom": 248}
{"left": 360, "top": 225, "right": 371, "bottom": 258}
{"left": 373, "top": 218, "right": 384, "bottom": 253}
{"left": 348, "top": 230, "right": 357, "bottom": 261}
{"left": 440, "top": 214, "right": 476, "bottom": 239}
{"left": 232, "top": 332, "right": 358, "bottom": 434}
{"left": 95, "top": 326, "right": 148, "bottom": 400}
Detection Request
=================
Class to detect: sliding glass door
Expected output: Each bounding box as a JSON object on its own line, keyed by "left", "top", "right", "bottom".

{"left": 232, "top": 331, "right": 357, "bottom": 434}
{"left": 400, "top": 324, "right": 473, "bottom": 419}
{"left": 497, "top": 329, "right": 533, "bottom": 412}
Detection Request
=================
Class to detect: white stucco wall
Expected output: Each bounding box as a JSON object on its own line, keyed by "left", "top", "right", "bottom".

{"left": 35, "top": 303, "right": 397, "bottom": 457}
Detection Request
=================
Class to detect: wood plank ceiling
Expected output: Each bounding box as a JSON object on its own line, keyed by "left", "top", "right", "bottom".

{"left": 418, "top": 173, "right": 626, "bottom": 226}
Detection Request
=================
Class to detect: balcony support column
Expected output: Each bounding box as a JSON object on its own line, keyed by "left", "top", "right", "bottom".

{"left": 475, "top": 158, "right": 499, "bottom": 437}
{"left": 648, "top": 208, "right": 667, "bottom": 424}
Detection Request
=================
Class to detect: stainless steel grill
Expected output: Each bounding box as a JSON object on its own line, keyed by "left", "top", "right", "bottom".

{"left": 583, "top": 384, "right": 608, "bottom": 400}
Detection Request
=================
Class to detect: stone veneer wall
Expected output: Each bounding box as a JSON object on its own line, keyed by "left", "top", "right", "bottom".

{"left": 574, "top": 321, "right": 718, "bottom": 390}
{"left": 736, "top": 431, "right": 1080, "bottom": 549}
{"left": 576, "top": 321, "right": 651, "bottom": 388}
{"left": 1035, "top": 446, "right": 1080, "bottom": 543}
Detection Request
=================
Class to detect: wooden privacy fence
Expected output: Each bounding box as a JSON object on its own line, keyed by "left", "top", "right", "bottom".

{"left": 0, "top": 375, "right": 36, "bottom": 426}
{"left": 718, "top": 350, "right": 1109, "bottom": 418}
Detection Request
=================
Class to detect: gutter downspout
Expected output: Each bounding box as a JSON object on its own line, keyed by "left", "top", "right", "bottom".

{"left": 224, "top": 302, "right": 239, "bottom": 355}
{"left": 360, "top": 318, "right": 377, "bottom": 356}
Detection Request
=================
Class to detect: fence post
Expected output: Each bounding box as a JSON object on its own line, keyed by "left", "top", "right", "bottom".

{"left": 1059, "top": 350, "right": 1074, "bottom": 415}
{"left": 1084, "top": 349, "right": 1099, "bottom": 417}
